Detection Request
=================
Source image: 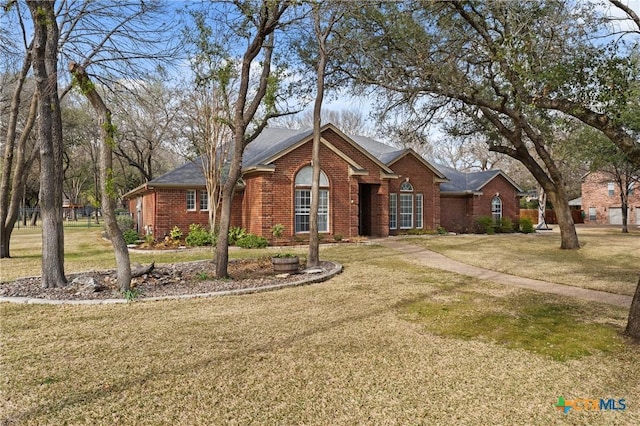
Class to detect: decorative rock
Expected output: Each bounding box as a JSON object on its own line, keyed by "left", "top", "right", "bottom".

{"left": 304, "top": 268, "right": 324, "bottom": 274}
{"left": 275, "top": 273, "right": 290, "bottom": 278}
{"left": 70, "top": 276, "right": 104, "bottom": 293}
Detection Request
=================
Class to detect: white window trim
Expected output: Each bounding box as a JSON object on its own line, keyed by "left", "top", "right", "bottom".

{"left": 399, "top": 193, "right": 413, "bottom": 229}
{"left": 389, "top": 193, "right": 397, "bottom": 230}
{"left": 416, "top": 193, "right": 424, "bottom": 229}
{"left": 199, "top": 190, "right": 209, "bottom": 211}
{"left": 186, "top": 190, "right": 196, "bottom": 211}
{"left": 294, "top": 188, "right": 329, "bottom": 234}
{"left": 491, "top": 196, "right": 502, "bottom": 222}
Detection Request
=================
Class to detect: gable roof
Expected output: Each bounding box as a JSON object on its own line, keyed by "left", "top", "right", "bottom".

{"left": 123, "top": 123, "right": 521, "bottom": 198}
{"left": 435, "top": 164, "right": 524, "bottom": 194}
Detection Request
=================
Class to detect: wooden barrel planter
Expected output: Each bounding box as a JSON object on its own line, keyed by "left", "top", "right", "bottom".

{"left": 272, "top": 256, "right": 300, "bottom": 274}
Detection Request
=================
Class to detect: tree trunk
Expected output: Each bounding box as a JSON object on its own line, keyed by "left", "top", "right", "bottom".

{"left": 214, "top": 181, "right": 236, "bottom": 278}
{"left": 625, "top": 275, "right": 640, "bottom": 340}
{"left": 29, "top": 0, "right": 67, "bottom": 288}
{"left": 547, "top": 190, "right": 580, "bottom": 250}
{"left": 620, "top": 192, "right": 629, "bottom": 234}
{"left": 1, "top": 94, "right": 38, "bottom": 258}
{"left": 69, "top": 62, "right": 132, "bottom": 292}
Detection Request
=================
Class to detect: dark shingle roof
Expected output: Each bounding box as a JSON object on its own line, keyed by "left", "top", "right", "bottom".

{"left": 435, "top": 164, "right": 522, "bottom": 193}
{"left": 148, "top": 158, "right": 205, "bottom": 186}
{"left": 136, "top": 125, "right": 519, "bottom": 195}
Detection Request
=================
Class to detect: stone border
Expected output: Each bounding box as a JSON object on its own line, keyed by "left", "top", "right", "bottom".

{"left": 0, "top": 261, "right": 343, "bottom": 305}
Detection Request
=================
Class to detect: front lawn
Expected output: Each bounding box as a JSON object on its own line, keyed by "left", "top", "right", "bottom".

{"left": 1, "top": 238, "right": 639, "bottom": 424}
{"left": 406, "top": 225, "right": 640, "bottom": 296}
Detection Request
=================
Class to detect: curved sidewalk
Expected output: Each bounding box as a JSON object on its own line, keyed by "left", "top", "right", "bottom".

{"left": 379, "top": 239, "right": 633, "bottom": 308}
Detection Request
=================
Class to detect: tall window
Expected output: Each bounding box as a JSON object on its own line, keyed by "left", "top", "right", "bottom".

{"left": 628, "top": 182, "right": 635, "bottom": 196}
{"left": 491, "top": 196, "right": 502, "bottom": 222}
{"left": 415, "top": 194, "right": 424, "bottom": 229}
{"left": 608, "top": 182, "right": 615, "bottom": 197}
{"left": 294, "top": 166, "right": 329, "bottom": 233}
{"left": 389, "top": 193, "right": 397, "bottom": 230}
{"left": 186, "top": 190, "right": 196, "bottom": 211}
{"left": 200, "top": 190, "right": 209, "bottom": 211}
{"left": 588, "top": 207, "right": 597, "bottom": 221}
{"left": 399, "top": 181, "right": 414, "bottom": 229}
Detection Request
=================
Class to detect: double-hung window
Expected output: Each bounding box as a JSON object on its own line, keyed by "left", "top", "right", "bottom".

{"left": 199, "top": 190, "right": 209, "bottom": 211}
{"left": 399, "top": 181, "right": 414, "bottom": 229}
{"left": 608, "top": 182, "right": 615, "bottom": 197}
{"left": 415, "top": 193, "right": 424, "bottom": 229}
{"left": 389, "top": 193, "right": 397, "bottom": 230}
{"left": 491, "top": 196, "right": 502, "bottom": 222}
{"left": 294, "top": 166, "right": 329, "bottom": 233}
{"left": 186, "top": 190, "right": 196, "bottom": 211}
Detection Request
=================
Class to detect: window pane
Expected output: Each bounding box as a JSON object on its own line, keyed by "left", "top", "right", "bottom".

{"left": 295, "top": 166, "right": 328, "bottom": 186}
{"left": 491, "top": 196, "right": 502, "bottom": 221}
{"left": 400, "top": 193, "right": 413, "bottom": 228}
{"left": 318, "top": 190, "right": 329, "bottom": 232}
{"left": 389, "top": 193, "right": 397, "bottom": 229}
{"left": 200, "top": 190, "right": 209, "bottom": 211}
{"left": 400, "top": 181, "right": 413, "bottom": 192}
{"left": 589, "top": 207, "right": 597, "bottom": 221}
{"left": 295, "top": 189, "right": 329, "bottom": 233}
{"left": 416, "top": 194, "right": 423, "bottom": 228}
{"left": 186, "top": 190, "right": 195, "bottom": 211}
{"left": 295, "top": 189, "right": 311, "bottom": 232}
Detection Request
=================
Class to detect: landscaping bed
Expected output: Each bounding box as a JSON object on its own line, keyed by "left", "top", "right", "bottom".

{"left": 0, "top": 258, "right": 334, "bottom": 301}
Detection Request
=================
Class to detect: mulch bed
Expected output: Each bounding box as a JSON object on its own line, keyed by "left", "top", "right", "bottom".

{"left": 0, "top": 258, "right": 332, "bottom": 301}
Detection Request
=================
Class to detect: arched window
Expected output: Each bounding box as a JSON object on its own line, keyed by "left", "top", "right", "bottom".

{"left": 294, "top": 166, "right": 329, "bottom": 233}
{"left": 491, "top": 196, "right": 502, "bottom": 222}
{"left": 400, "top": 181, "right": 413, "bottom": 192}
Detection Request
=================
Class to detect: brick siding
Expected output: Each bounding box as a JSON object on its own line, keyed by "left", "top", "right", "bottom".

{"left": 581, "top": 172, "right": 640, "bottom": 225}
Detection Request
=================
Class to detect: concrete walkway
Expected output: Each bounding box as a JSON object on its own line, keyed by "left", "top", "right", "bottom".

{"left": 378, "top": 239, "right": 633, "bottom": 308}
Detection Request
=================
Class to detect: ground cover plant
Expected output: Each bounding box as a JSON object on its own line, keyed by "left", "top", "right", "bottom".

{"left": 406, "top": 226, "right": 640, "bottom": 296}
{"left": 1, "top": 229, "right": 639, "bottom": 424}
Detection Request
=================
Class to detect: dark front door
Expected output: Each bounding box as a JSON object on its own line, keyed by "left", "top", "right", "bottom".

{"left": 359, "top": 184, "right": 374, "bottom": 236}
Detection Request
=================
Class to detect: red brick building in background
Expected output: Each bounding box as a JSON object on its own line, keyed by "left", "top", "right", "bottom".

{"left": 580, "top": 171, "right": 640, "bottom": 226}
{"left": 124, "top": 124, "right": 523, "bottom": 242}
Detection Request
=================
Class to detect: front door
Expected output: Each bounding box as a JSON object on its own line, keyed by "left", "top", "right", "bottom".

{"left": 358, "top": 184, "right": 374, "bottom": 236}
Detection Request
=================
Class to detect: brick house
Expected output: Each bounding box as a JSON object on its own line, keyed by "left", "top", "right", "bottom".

{"left": 437, "top": 165, "right": 523, "bottom": 233}
{"left": 123, "top": 124, "right": 522, "bottom": 241}
{"left": 580, "top": 171, "right": 640, "bottom": 226}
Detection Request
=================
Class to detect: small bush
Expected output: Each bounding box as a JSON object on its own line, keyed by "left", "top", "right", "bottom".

{"left": 228, "top": 227, "right": 248, "bottom": 246}
{"left": 437, "top": 226, "right": 448, "bottom": 235}
{"left": 499, "top": 218, "right": 513, "bottom": 233}
{"left": 116, "top": 214, "right": 134, "bottom": 232}
{"left": 169, "top": 226, "right": 183, "bottom": 241}
{"left": 123, "top": 229, "right": 139, "bottom": 245}
{"left": 520, "top": 217, "right": 534, "bottom": 234}
{"left": 475, "top": 216, "right": 494, "bottom": 234}
{"left": 185, "top": 224, "right": 213, "bottom": 246}
{"left": 271, "top": 223, "right": 285, "bottom": 239}
{"left": 333, "top": 233, "right": 343, "bottom": 241}
{"left": 236, "top": 233, "right": 268, "bottom": 249}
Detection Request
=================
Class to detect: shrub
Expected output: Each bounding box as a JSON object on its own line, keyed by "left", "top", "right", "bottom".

{"left": 271, "top": 223, "right": 285, "bottom": 239}
{"left": 169, "top": 226, "right": 183, "bottom": 241}
{"left": 520, "top": 217, "right": 534, "bottom": 234}
{"left": 499, "top": 217, "right": 513, "bottom": 233}
{"left": 228, "top": 226, "right": 248, "bottom": 246}
{"left": 123, "top": 229, "right": 139, "bottom": 245}
{"left": 116, "top": 214, "right": 134, "bottom": 232}
{"left": 185, "top": 224, "right": 213, "bottom": 246}
{"left": 333, "top": 233, "right": 343, "bottom": 241}
{"left": 236, "top": 233, "right": 268, "bottom": 249}
{"left": 437, "top": 226, "right": 448, "bottom": 235}
{"left": 475, "top": 216, "right": 494, "bottom": 234}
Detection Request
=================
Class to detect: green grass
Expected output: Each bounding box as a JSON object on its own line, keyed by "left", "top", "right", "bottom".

{"left": 399, "top": 291, "right": 627, "bottom": 361}
{"left": 405, "top": 226, "right": 640, "bottom": 295}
